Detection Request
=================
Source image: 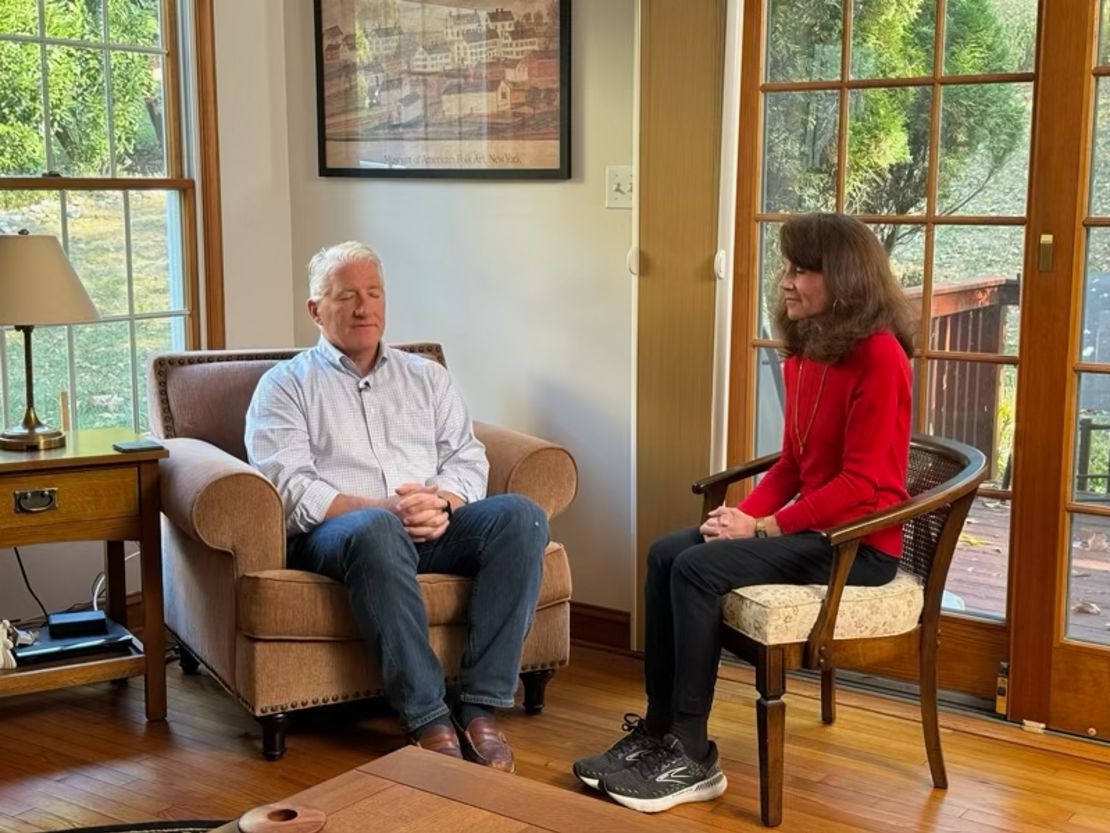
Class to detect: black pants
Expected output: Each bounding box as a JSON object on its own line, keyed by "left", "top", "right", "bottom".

{"left": 644, "top": 527, "right": 899, "bottom": 716}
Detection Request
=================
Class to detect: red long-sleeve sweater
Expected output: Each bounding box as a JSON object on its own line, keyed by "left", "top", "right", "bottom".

{"left": 739, "top": 330, "right": 911, "bottom": 556}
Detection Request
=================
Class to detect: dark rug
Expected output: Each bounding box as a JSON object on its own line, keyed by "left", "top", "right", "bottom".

{"left": 60, "top": 822, "right": 226, "bottom": 833}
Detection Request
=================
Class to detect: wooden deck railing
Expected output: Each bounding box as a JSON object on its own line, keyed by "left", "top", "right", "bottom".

{"left": 905, "top": 276, "right": 1020, "bottom": 480}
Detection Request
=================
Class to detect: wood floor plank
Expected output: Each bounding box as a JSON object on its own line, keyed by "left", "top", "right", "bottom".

{"left": 2, "top": 647, "right": 1109, "bottom": 832}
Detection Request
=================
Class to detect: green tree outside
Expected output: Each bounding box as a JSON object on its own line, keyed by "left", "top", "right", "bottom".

{"left": 0, "top": 0, "right": 180, "bottom": 433}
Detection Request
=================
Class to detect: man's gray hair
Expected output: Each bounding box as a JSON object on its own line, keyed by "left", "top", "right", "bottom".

{"left": 307, "top": 241, "right": 384, "bottom": 301}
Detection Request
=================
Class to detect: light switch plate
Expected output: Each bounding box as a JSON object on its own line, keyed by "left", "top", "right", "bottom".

{"left": 606, "top": 165, "right": 634, "bottom": 209}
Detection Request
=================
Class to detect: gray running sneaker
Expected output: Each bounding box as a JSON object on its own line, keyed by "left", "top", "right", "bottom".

{"left": 572, "top": 713, "right": 662, "bottom": 790}
{"left": 599, "top": 733, "right": 727, "bottom": 813}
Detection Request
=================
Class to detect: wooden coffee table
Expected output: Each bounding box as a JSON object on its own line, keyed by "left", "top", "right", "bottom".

{"left": 217, "top": 746, "right": 716, "bottom": 832}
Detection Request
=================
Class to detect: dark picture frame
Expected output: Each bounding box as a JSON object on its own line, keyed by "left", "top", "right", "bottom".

{"left": 313, "top": 0, "right": 571, "bottom": 179}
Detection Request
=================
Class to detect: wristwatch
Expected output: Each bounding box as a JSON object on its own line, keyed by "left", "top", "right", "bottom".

{"left": 754, "top": 518, "right": 768, "bottom": 538}
{"left": 442, "top": 499, "right": 453, "bottom": 521}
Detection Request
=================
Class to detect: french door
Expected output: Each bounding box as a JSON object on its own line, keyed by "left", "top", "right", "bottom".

{"left": 730, "top": 0, "right": 1110, "bottom": 737}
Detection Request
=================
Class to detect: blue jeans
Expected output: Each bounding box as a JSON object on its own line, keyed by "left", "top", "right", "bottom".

{"left": 286, "top": 493, "right": 548, "bottom": 731}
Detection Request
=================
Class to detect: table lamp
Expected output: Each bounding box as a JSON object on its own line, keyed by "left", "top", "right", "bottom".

{"left": 0, "top": 233, "right": 99, "bottom": 450}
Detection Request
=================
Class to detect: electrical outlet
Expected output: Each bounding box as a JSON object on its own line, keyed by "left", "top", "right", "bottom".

{"left": 606, "top": 165, "right": 634, "bottom": 209}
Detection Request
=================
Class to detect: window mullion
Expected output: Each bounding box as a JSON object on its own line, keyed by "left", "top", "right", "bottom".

{"left": 835, "top": 0, "right": 852, "bottom": 213}
{"left": 65, "top": 323, "right": 77, "bottom": 433}
{"left": 38, "top": 0, "right": 54, "bottom": 174}
{"left": 123, "top": 190, "right": 140, "bottom": 432}
{"left": 104, "top": 58, "right": 118, "bottom": 177}
{"left": 129, "top": 319, "right": 140, "bottom": 432}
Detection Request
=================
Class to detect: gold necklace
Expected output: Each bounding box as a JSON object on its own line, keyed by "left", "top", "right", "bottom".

{"left": 793, "top": 358, "right": 829, "bottom": 457}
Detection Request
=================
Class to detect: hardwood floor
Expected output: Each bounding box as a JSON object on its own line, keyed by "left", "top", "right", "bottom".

{"left": 1, "top": 646, "right": 1109, "bottom": 832}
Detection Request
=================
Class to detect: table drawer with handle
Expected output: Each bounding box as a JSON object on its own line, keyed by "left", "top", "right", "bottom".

{"left": 0, "top": 466, "right": 138, "bottom": 532}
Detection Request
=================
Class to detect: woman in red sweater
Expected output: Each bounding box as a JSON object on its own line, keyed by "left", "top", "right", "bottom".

{"left": 574, "top": 213, "right": 917, "bottom": 813}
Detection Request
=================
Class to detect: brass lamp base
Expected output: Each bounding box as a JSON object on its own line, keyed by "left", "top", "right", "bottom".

{"left": 0, "top": 406, "right": 67, "bottom": 451}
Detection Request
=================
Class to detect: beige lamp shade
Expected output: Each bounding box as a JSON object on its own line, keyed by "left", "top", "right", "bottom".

{"left": 0, "top": 234, "right": 99, "bottom": 326}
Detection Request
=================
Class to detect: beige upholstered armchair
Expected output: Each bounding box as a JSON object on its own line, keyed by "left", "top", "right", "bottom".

{"left": 146, "top": 344, "right": 577, "bottom": 760}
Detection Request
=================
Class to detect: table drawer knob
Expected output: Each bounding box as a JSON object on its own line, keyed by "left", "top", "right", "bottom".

{"left": 13, "top": 488, "right": 57, "bottom": 513}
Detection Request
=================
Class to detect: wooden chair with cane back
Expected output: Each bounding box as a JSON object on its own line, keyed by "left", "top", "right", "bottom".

{"left": 693, "top": 434, "right": 987, "bottom": 826}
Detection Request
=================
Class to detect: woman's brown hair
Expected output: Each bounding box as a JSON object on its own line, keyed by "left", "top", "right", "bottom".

{"left": 771, "top": 213, "right": 917, "bottom": 363}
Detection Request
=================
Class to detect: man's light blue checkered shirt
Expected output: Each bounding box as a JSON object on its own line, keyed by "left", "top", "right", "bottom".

{"left": 245, "top": 336, "right": 489, "bottom": 535}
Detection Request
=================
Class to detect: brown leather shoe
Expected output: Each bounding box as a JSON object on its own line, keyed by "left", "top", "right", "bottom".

{"left": 411, "top": 722, "right": 463, "bottom": 759}
{"left": 457, "top": 716, "right": 515, "bottom": 773}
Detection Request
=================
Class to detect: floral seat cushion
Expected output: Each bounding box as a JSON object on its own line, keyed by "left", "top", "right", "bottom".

{"left": 721, "top": 569, "right": 924, "bottom": 645}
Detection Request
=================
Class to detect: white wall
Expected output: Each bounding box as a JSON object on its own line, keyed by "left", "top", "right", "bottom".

{"left": 213, "top": 0, "right": 297, "bottom": 348}
{"left": 279, "top": 0, "right": 638, "bottom": 611}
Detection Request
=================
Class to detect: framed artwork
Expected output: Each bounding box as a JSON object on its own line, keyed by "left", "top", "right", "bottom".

{"left": 313, "top": 0, "right": 571, "bottom": 179}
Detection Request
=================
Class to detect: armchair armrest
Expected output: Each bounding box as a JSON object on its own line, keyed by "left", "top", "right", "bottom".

{"left": 159, "top": 438, "right": 286, "bottom": 576}
{"left": 691, "top": 452, "right": 780, "bottom": 516}
{"left": 803, "top": 453, "right": 987, "bottom": 669}
{"left": 474, "top": 421, "right": 578, "bottom": 520}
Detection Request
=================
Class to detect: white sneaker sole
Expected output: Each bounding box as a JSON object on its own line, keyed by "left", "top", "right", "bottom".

{"left": 574, "top": 771, "right": 601, "bottom": 790}
{"left": 605, "top": 770, "right": 728, "bottom": 813}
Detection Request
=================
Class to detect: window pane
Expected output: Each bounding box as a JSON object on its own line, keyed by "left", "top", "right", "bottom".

{"left": 931, "top": 225, "right": 1023, "bottom": 354}
{"left": 758, "top": 221, "right": 783, "bottom": 337}
{"left": 1080, "top": 230, "right": 1110, "bottom": 364}
{"left": 73, "top": 320, "right": 132, "bottom": 429}
{"left": 927, "top": 359, "right": 1015, "bottom": 489}
{"left": 1073, "top": 373, "right": 1110, "bottom": 502}
{"left": 44, "top": 0, "right": 104, "bottom": 41}
{"left": 755, "top": 347, "right": 785, "bottom": 456}
{"left": 850, "top": 0, "right": 935, "bottom": 79}
{"left": 1102, "top": 0, "right": 1110, "bottom": 66}
{"left": 46, "top": 45, "right": 110, "bottom": 176}
{"left": 1091, "top": 79, "right": 1110, "bottom": 218}
{"left": 108, "top": 0, "right": 161, "bottom": 47}
{"left": 0, "top": 2, "right": 38, "bottom": 34}
{"left": 1066, "top": 514, "right": 1110, "bottom": 647}
{"left": 937, "top": 83, "right": 1032, "bottom": 216}
{"left": 65, "top": 190, "right": 128, "bottom": 316}
{"left": 135, "top": 316, "right": 186, "bottom": 432}
{"left": 3, "top": 325, "right": 69, "bottom": 431}
{"left": 765, "top": 0, "right": 842, "bottom": 82}
{"left": 845, "top": 86, "right": 931, "bottom": 215}
{"left": 943, "top": 495, "right": 1010, "bottom": 619}
{"left": 0, "top": 191, "right": 62, "bottom": 236}
{"left": 762, "top": 91, "right": 839, "bottom": 213}
{"left": 943, "top": 0, "right": 1036, "bottom": 75}
{"left": 131, "top": 190, "right": 185, "bottom": 314}
{"left": 111, "top": 51, "right": 166, "bottom": 175}
{"left": 0, "top": 41, "right": 47, "bottom": 176}
{"left": 869, "top": 223, "right": 925, "bottom": 290}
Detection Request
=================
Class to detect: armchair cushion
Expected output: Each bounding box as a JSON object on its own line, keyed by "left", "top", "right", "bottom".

{"left": 238, "top": 541, "right": 572, "bottom": 640}
{"left": 721, "top": 569, "right": 923, "bottom": 645}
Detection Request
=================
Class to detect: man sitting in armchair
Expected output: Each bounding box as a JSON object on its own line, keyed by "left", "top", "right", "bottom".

{"left": 244, "top": 241, "right": 547, "bottom": 773}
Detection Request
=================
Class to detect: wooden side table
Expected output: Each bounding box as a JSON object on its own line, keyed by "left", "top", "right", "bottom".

{"left": 0, "top": 429, "right": 168, "bottom": 721}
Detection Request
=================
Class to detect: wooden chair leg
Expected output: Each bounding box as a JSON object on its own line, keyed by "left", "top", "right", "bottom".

{"left": 920, "top": 632, "right": 947, "bottom": 788}
{"left": 521, "top": 669, "right": 555, "bottom": 714}
{"left": 259, "top": 713, "right": 289, "bottom": 761}
{"left": 820, "top": 669, "right": 836, "bottom": 725}
{"left": 756, "top": 646, "right": 787, "bottom": 827}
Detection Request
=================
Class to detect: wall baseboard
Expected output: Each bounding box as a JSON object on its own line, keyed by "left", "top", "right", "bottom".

{"left": 103, "top": 595, "right": 634, "bottom": 656}
{"left": 570, "top": 601, "right": 631, "bottom": 653}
